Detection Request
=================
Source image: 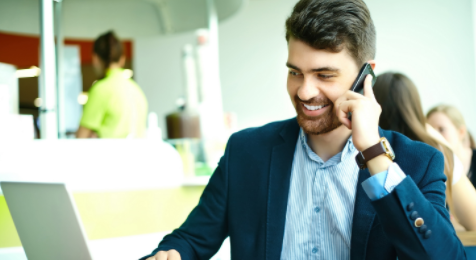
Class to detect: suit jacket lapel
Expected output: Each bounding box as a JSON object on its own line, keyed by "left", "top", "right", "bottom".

{"left": 350, "top": 169, "right": 376, "bottom": 260}
{"left": 266, "top": 119, "right": 300, "bottom": 260}
{"left": 350, "top": 127, "right": 387, "bottom": 260}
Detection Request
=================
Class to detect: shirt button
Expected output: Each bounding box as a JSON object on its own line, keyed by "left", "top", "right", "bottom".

{"left": 314, "top": 207, "right": 320, "bottom": 213}
{"left": 312, "top": 247, "right": 318, "bottom": 254}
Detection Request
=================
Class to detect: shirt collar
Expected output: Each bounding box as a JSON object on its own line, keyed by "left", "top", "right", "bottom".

{"left": 299, "top": 128, "right": 356, "bottom": 167}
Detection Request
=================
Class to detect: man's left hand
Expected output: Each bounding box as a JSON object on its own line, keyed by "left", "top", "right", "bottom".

{"left": 335, "top": 75, "right": 381, "bottom": 152}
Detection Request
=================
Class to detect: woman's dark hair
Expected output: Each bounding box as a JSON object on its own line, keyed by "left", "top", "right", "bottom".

{"left": 93, "top": 30, "right": 123, "bottom": 68}
{"left": 285, "top": 0, "right": 376, "bottom": 66}
{"left": 470, "top": 133, "right": 476, "bottom": 150}
{"left": 374, "top": 72, "right": 455, "bottom": 206}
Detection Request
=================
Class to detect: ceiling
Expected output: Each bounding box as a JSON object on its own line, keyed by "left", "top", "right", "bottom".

{"left": 0, "top": 0, "right": 245, "bottom": 39}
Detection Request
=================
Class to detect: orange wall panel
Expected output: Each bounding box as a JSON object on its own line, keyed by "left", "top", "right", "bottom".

{"left": 0, "top": 32, "right": 133, "bottom": 68}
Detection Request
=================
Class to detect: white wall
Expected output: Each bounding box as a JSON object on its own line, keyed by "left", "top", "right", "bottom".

{"left": 217, "top": 0, "right": 298, "bottom": 129}
{"left": 0, "top": 0, "right": 243, "bottom": 38}
{"left": 134, "top": 32, "right": 197, "bottom": 134}
{"left": 0, "top": 63, "right": 18, "bottom": 115}
{"left": 135, "top": 0, "right": 476, "bottom": 135}
{"left": 134, "top": 0, "right": 297, "bottom": 134}
{"left": 367, "top": 0, "right": 476, "bottom": 134}
{"left": 0, "top": 0, "right": 160, "bottom": 38}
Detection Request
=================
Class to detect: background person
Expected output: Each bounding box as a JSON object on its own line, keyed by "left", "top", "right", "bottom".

{"left": 427, "top": 104, "right": 476, "bottom": 188}
{"left": 76, "top": 31, "right": 148, "bottom": 138}
{"left": 373, "top": 72, "right": 476, "bottom": 231}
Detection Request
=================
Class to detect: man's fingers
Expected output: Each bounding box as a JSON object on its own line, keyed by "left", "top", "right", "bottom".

{"left": 362, "top": 74, "right": 376, "bottom": 100}
{"left": 168, "top": 250, "right": 182, "bottom": 260}
{"left": 148, "top": 250, "right": 181, "bottom": 260}
{"left": 345, "top": 89, "right": 366, "bottom": 99}
{"left": 156, "top": 251, "right": 169, "bottom": 260}
{"left": 336, "top": 100, "right": 352, "bottom": 129}
{"left": 145, "top": 251, "right": 168, "bottom": 260}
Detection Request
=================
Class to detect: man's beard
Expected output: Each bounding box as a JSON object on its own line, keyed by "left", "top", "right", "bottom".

{"left": 294, "top": 95, "right": 342, "bottom": 135}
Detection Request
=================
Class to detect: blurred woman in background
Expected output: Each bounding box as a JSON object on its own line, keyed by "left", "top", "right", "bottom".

{"left": 427, "top": 105, "right": 476, "bottom": 188}
{"left": 373, "top": 72, "right": 476, "bottom": 231}
{"left": 76, "top": 31, "right": 148, "bottom": 138}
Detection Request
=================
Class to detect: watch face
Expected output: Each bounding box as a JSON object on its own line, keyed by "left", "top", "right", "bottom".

{"left": 381, "top": 138, "right": 396, "bottom": 160}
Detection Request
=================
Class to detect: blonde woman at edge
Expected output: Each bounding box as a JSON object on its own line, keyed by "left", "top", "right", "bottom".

{"left": 427, "top": 105, "right": 476, "bottom": 182}
{"left": 373, "top": 72, "right": 476, "bottom": 232}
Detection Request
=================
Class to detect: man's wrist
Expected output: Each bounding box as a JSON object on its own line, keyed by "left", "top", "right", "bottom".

{"left": 359, "top": 134, "right": 380, "bottom": 152}
{"left": 367, "top": 154, "right": 393, "bottom": 176}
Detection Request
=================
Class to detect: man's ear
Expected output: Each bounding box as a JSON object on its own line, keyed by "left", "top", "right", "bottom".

{"left": 368, "top": 60, "right": 376, "bottom": 70}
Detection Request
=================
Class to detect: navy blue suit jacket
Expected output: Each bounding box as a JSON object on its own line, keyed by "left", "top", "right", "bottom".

{"left": 142, "top": 118, "right": 466, "bottom": 260}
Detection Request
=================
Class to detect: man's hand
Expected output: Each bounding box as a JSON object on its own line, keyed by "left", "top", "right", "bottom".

{"left": 335, "top": 74, "right": 381, "bottom": 152}
{"left": 146, "top": 250, "right": 181, "bottom": 260}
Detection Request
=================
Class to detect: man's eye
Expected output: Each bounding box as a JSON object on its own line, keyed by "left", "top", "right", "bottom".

{"left": 289, "top": 71, "right": 302, "bottom": 76}
{"left": 319, "top": 74, "right": 334, "bottom": 79}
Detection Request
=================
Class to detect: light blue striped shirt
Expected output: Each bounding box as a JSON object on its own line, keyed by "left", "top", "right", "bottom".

{"left": 281, "top": 129, "right": 404, "bottom": 259}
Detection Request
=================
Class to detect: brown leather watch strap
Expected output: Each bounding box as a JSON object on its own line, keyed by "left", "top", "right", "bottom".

{"left": 361, "top": 142, "right": 385, "bottom": 163}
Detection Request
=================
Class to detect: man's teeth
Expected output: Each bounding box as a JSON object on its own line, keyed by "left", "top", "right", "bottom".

{"left": 304, "top": 104, "right": 327, "bottom": 111}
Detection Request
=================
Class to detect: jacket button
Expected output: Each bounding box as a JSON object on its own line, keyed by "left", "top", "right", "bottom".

{"left": 414, "top": 218, "right": 424, "bottom": 227}
{"left": 407, "top": 202, "right": 415, "bottom": 211}
{"left": 410, "top": 211, "right": 419, "bottom": 220}
{"left": 424, "top": 230, "right": 432, "bottom": 239}
{"left": 419, "top": 225, "right": 428, "bottom": 234}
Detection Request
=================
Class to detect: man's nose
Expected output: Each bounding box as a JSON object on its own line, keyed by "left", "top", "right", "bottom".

{"left": 297, "top": 76, "right": 320, "bottom": 101}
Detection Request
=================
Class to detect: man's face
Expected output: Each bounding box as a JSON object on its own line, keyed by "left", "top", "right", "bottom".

{"left": 287, "top": 38, "right": 360, "bottom": 135}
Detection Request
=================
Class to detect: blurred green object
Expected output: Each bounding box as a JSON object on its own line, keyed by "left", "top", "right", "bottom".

{"left": 194, "top": 162, "right": 213, "bottom": 176}
{"left": 166, "top": 138, "right": 210, "bottom": 177}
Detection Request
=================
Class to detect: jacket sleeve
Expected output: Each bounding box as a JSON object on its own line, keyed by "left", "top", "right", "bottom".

{"left": 370, "top": 150, "right": 466, "bottom": 260}
{"left": 139, "top": 139, "right": 232, "bottom": 260}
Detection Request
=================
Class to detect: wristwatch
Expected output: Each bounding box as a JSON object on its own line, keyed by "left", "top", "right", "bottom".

{"left": 355, "top": 137, "right": 395, "bottom": 169}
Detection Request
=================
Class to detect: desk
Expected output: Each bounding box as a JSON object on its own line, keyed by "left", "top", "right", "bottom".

{"left": 0, "top": 139, "right": 212, "bottom": 257}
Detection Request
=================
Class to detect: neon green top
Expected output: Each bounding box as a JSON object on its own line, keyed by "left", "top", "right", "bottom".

{"left": 80, "top": 68, "right": 148, "bottom": 138}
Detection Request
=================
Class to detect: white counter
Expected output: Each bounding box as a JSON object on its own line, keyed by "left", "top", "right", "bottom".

{"left": 0, "top": 139, "right": 218, "bottom": 259}
{"left": 0, "top": 139, "right": 188, "bottom": 193}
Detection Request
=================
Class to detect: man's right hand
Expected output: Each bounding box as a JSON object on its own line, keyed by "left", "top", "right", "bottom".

{"left": 146, "top": 250, "right": 181, "bottom": 260}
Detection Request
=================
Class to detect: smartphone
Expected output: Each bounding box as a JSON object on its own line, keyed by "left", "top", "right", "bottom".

{"left": 350, "top": 62, "right": 376, "bottom": 94}
{"left": 348, "top": 63, "right": 376, "bottom": 120}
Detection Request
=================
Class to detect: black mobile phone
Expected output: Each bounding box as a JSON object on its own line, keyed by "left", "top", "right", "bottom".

{"left": 348, "top": 63, "right": 376, "bottom": 120}
{"left": 350, "top": 62, "right": 376, "bottom": 95}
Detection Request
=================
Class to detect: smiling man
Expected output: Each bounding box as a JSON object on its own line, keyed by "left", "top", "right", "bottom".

{"left": 141, "top": 0, "right": 466, "bottom": 259}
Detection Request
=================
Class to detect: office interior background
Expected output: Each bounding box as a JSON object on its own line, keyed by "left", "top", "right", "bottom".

{"left": 1, "top": 0, "right": 476, "bottom": 259}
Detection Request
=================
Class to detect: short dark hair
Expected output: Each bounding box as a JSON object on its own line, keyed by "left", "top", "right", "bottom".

{"left": 285, "top": 0, "right": 376, "bottom": 66}
{"left": 93, "top": 30, "right": 123, "bottom": 68}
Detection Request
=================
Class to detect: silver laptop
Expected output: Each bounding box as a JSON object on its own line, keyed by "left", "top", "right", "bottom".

{"left": 1, "top": 182, "right": 93, "bottom": 260}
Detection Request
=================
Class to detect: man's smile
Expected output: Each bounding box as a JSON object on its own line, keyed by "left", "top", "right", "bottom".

{"left": 301, "top": 103, "right": 330, "bottom": 117}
